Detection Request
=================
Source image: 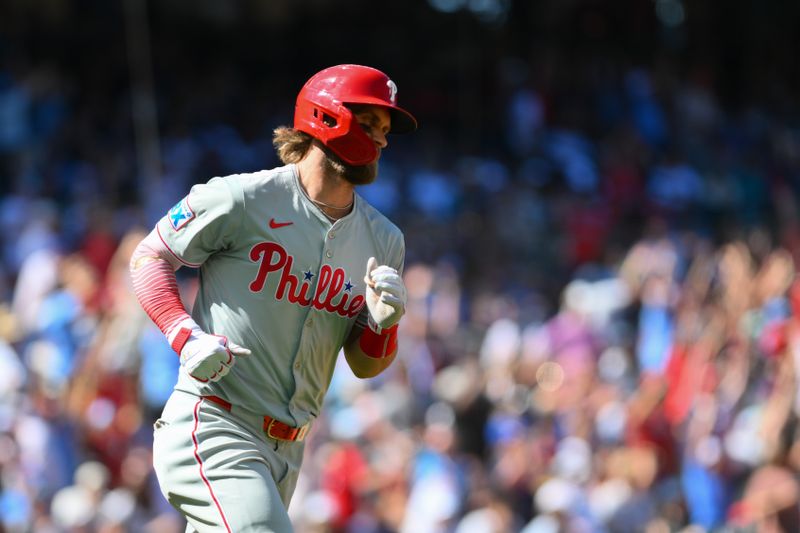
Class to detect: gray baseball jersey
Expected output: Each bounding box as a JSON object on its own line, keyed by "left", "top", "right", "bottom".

{"left": 156, "top": 163, "right": 405, "bottom": 427}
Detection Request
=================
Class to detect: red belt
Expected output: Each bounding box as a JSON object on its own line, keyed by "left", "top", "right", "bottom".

{"left": 202, "top": 395, "right": 309, "bottom": 442}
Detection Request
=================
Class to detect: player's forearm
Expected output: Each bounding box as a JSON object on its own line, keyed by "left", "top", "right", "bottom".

{"left": 343, "top": 324, "right": 398, "bottom": 378}
{"left": 345, "top": 256, "right": 405, "bottom": 379}
{"left": 130, "top": 229, "right": 192, "bottom": 336}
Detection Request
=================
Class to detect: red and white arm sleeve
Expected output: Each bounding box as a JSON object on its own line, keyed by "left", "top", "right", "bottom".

{"left": 129, "top": 228, "right": 196, "bottom": 348}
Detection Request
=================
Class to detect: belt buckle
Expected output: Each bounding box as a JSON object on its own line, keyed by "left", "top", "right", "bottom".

{"left": 265, "top": 417, "right": 308, "bottom": 442}
{"left": 265, "top": 418, "right": 287, "bottom": 441}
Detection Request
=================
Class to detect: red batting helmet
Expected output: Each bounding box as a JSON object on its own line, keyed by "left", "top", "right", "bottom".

{"left": 294, "top": 64, "right": 417, "bottom": 166}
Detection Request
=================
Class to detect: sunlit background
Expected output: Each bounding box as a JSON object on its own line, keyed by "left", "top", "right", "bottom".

{"left": 1, "top": 0, "right": 800, "bottom": 531}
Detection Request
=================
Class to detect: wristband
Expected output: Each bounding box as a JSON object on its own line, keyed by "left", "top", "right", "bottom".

{"left": 359, "top": 324, "right": 399, "bottom": 359}
{"left": 170, "top": 327, "right": 193, "bottom": 355}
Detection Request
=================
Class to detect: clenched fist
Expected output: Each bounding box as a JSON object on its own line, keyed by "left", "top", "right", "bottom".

{"left": 364, "top": 257, "right": 406, "bottom": 331}
{"left": 168, "top": 318, "right": 250, "bottom": 382}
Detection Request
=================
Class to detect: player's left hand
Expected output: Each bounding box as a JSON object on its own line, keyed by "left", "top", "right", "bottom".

{"left": 364, "top": 257, "right": 406, "bottom": 330}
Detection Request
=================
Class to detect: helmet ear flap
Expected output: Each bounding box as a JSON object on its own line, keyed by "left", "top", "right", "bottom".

{"left": 294, "top": 97, "right": 377, "bottom": 166}
{"left": 312, "top": 106, "right": 341, "bottom": 129}
{"left": 325, "top": 123, "right": 376, "bottom": 166}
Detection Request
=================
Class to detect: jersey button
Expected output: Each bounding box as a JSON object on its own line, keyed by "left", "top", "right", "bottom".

{"left": 328, "top": 232, "right": 335, "bottom": 239}
{"left": 294, "top": 362, "right": 301, "bottom": 370}
{"left": 325, "top": 250, "right": 333, "bottom": 258}
{"left": 305, "top": 318, "right": 313, "bottom": 327}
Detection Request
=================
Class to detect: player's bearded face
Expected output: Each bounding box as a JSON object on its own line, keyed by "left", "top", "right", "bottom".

{"left": 323, "top": 152, "right": 379, "bottom": 185}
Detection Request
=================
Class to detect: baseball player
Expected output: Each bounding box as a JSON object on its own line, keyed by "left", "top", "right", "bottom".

{"left": 129, "top": 64, "right": 416, "bottom": 532}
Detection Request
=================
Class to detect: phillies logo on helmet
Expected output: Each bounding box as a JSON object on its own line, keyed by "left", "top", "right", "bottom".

{"left": 387, "top": 80, "right": 398, "bottom": 104}
{"left": 248, "top": 241, "right": 364, "bottom": 318}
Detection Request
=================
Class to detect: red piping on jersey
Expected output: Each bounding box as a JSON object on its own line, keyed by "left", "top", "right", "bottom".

{"left": 156, "top": 225, "right": 202, "bottom": 268}
{"left": 192, "top": 399, "right": 233, "bottom": 533}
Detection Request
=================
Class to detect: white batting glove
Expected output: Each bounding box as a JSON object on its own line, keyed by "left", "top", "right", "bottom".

{"left": 364, "top": 257, "right": 406, "bottom": 331}
{"left": 168, "top": 318, "right": 251, "bottom": 383}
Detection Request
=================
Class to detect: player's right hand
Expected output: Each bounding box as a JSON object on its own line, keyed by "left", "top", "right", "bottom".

{"left": 169, "top": 319, "right": 251, "bottom": 382}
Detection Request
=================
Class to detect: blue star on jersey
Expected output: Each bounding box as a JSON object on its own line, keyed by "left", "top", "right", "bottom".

{"left": 168, "top": 199, "right": 195, "bottom": 230}
{"left": 344, "top": 279, "right": 353, "bottom": 292}
{"left": 303, "top": 270, "right": 315, "bottom": 281}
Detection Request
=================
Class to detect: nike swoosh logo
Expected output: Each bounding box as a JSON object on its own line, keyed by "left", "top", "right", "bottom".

{"left": 269, "top": 218, "right": 293, "bottom": 229}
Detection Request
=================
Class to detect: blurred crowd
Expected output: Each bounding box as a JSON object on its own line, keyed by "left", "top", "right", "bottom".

{"left": 2, "top": 1, "right": 800, "bottom": 532}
